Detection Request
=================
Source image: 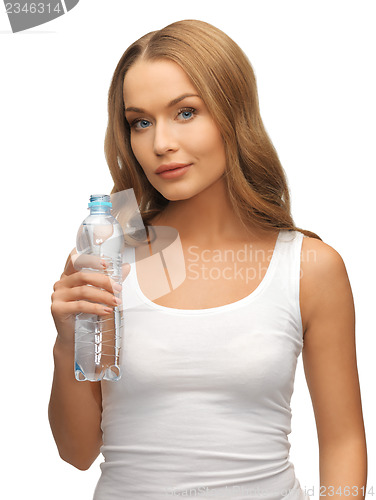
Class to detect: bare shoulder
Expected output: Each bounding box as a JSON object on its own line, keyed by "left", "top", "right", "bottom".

{"left": 300, "top": 235, "right": 353, "bottom": 337}
{"left": 301, "top": 235, "right": 345, "bottom": 271}
{"left": 299, "top": 237, "right": 365, "bottom": 451}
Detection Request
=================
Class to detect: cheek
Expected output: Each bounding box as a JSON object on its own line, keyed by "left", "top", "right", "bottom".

{"left": 130, "top": 133, "right": 150, "bottom": 167}
{"left": 191, "top": 123, "right": 226, "bottom": 167}
{"left": 130, "top": 133, "right": 140, "bottom": 158}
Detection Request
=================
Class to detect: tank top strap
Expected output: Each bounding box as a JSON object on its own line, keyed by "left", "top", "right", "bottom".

{"left": 123, "top": 243, "right": 136, "bottom": 266}
{"left": 269, "top": 230, "right": 305, "bottom": 338}
{"left": 121, "top": 244, "right": 144, "bottom": 310}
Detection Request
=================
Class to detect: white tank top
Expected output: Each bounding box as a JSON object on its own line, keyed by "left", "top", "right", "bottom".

{"left": 94, "top": 229, "right": 310, "bottom": 500}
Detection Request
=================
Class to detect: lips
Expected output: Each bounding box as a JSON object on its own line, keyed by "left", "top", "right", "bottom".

{"left": 155, "top": 163, "right": 192, "bottom": 174}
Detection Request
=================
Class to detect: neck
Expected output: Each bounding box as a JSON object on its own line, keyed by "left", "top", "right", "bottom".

{"left": 151, "top": 178, "right": 265, "bottom": 246}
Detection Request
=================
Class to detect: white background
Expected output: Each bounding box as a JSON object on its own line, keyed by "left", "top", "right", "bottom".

{"left": 0, "top": 1, "right": 374, "bottom": 498}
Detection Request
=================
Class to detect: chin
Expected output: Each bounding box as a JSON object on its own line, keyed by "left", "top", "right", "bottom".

{"left": 162, "top": 192, "right": 192, "bottom": 202}
{"left": 156, "top": 185, "right": 197, "bottom": 201}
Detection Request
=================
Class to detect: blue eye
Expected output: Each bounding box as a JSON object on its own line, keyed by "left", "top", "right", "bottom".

{"left": 131, "top": 119, "right": 151, "bottom": 130}
{"left": 177, "top": 108, "right": 196, "bottom": 121}
{"left": 130, "top": 107, "right": 196, "bottom": 131}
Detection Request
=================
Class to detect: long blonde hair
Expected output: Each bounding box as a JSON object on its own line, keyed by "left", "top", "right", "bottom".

{"left": 105, "top": 19, "right": 321, "bottom": 240}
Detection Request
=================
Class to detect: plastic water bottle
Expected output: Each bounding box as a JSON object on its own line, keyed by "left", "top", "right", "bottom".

{"left": 74, "top": 194, "right": 124, "bottom": 382}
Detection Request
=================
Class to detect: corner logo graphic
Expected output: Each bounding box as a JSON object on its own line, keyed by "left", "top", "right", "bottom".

{"left": 4, "top": 0, "right": 79, "bottom": 33}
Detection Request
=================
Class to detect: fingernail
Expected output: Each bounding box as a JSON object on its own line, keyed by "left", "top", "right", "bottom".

{"left": 114, "top": 283, "right": 122, "bottom": 291}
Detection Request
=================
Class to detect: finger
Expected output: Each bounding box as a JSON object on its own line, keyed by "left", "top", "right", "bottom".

{"left": 66, "top": 285, "right": 121, "bottom": 310}
{"left": 62, "top": 300, "right": 115, "bottom": 318}
{"left": 70, "top": 271, "right": 122, "bottom": 295}
{"left": 63, "top": 248, "right": 106, "bottom": 276}
{"left": 73, "top": 253, "right": 106, "bottom": 272}
{"left": 62, "top": 247, "right": 76, "bottom": 276}
{"left": 63, "top": 247, "right": 80, "bottom": 276}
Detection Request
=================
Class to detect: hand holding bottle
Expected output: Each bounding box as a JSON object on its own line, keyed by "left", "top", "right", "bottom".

{"left": 51, "top": 247, "right": 131, "bottom": 349}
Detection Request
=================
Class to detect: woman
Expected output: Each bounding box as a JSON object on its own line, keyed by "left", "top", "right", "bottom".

{"left": 49, "top": 19, "right": 367, "bottom": 499}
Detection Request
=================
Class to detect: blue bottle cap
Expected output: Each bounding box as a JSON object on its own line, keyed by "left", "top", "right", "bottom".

{"left": 88, "top": 194, "right": 112, "bottom": 208}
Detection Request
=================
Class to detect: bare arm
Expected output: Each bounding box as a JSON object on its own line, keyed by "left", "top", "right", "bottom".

{"left": 48, "top": 335, "right": 103, "bottom": 470}
{"left": 48, "top": 249, "right": 130, "bottom": 470}
{"left": 300, "top": 237, "right": 367, "bottom": 499}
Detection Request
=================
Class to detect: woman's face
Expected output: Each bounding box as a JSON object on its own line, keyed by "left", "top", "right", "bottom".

{"left": 123, "top": 59, "right": 227, "bottom": 201}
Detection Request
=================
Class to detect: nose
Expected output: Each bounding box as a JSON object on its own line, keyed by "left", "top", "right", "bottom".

{"left": 153, "top": 121, "right": 179, "bottom": 156}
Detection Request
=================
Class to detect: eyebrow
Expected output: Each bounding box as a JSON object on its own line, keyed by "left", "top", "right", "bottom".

{"left": 124, "top": 93, "right": 201, "bottom": 113}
